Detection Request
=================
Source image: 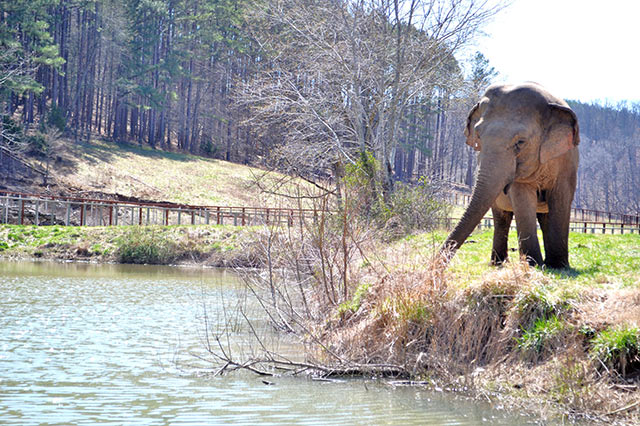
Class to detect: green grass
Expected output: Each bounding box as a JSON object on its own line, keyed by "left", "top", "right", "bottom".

{"left": 518, "top": 315, "right": 569, "bottom": 354}
{"left": 114, "top": 227, "right": 180, "bottom": 264}
{"left": 402, "top": 230, "right": 640, "bottom": 289}
{"left": 590, "top": 325, "right": 640, "bottom": 377}
{"left": 338, "top": 282, "right": 372, "bottom": 316}
{"left": 0, "top": 224, "right": 256, "bottom": 265}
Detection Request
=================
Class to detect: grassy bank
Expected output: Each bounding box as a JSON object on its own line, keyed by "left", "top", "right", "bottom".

{"left": 0, "top": 224, "right": 263, "bottom": 267}
{"left": 329, "top": 230, "right": 640, "bottom": 422}
{"left": 216, "top": 225, "right": 639, "bottom": 423}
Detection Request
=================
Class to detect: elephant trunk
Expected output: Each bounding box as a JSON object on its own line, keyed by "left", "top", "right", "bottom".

{"left": 441, "top": 156, "right": 513, "bottom": 260}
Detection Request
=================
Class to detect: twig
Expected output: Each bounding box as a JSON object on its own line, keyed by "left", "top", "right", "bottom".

{"left": 606, "top": 399, "right": 640, "bottom": 416}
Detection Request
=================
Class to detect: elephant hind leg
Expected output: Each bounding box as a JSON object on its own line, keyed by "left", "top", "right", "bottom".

{"left": 541, "top": 182, "right": 574, "bottom": 269}
{"left": 491, "top": 207, "right": 513, "bottom": 265}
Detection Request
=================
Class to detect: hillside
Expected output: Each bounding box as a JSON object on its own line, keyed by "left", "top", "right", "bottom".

{"left": 9, "top": 138, "right": 313, "bottom": 208}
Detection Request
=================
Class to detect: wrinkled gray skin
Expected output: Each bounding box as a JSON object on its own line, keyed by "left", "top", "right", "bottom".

{"left": 442, "top": 83, "right": 580, "bottom": 269}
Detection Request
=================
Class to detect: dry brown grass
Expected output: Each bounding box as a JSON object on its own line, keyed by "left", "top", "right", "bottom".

{"left": 575, "top": 289, "right": 640, "bottom": 330}
{"left": 318, "top": 254, "right": 640, "bottom": 422}
{"left": 42, "top": 138, "right": 317, "bottom": 207}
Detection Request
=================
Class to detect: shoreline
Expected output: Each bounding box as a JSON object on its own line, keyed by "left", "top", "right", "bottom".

{"left": 1, "top": 224, "right": 638, "bottom": 423}
{"left": 0, "top": 223, "right": 263, "bottom": 268}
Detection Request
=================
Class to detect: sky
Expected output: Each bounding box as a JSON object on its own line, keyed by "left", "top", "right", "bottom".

{"left": 470, "top": 0, "right": 640, "bottom": 104}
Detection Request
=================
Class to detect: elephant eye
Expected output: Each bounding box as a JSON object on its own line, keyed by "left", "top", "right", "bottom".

{"left": 514, "top": 139, "right": 526, "bottom": 152}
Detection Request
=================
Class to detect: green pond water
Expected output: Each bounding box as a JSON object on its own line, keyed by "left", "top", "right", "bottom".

{"left": 0, "top": 260, "right": 548, "bottom": 425}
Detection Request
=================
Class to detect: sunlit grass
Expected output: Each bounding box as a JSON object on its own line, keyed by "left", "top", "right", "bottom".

{"left": 400, "top": 229, "right": 640, "bottom": 289}
{"left": 50, "top": 138, "right": 314, "bottom": 207}
{"left": 0, "top": 224, "right": 251, "bottom": 263}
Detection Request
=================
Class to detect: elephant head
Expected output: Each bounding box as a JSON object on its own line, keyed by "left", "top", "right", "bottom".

{"left": 442, "top": 83, "right": 580, "bottom": 264}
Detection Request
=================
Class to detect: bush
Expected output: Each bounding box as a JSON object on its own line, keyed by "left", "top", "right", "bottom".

{"left": 47, "top": 105, "right": 66, "bottom": 132}
{"left": 115, "top": 228, "right": 178, "bottom": 264}
{"left": 338, "top": 282, "right": 371, "bottom": 316}
{"left": 341, "top": 152, "right": 450, "bottom": 238}
{"left": 200, "top": 138, "right": 218, "bottom": 157}
{"left": 590, "top": 326, "right": 640, "bottom": 377}
{"left": 26, "top": 132, "right": 47, "bottom": 156}
{"left": 342, "top": 150, "right": 384, "bottom": 220}
{"left": 384, "top": 177, "right": 450, "bottom": 237}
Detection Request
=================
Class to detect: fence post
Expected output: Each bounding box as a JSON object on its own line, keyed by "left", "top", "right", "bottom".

{"left": 66, "top": 202, "right": 71, "bottom": 226}
{"left": 205, "top": 209, "right": 210, "bottom": 225}
{"left": 35, "top": 200, "right": 39, "bottom": 226}
{"left": 80, "top": 203, "right": 85, "bottom": 226}
{"left": 109, "top": 206, "right": 113, "bottom": 226}
{"left": 242, "top": 208, "right": 246, "bottom": 226}
{"left": 20, "top": 199, "right": 24, "bottom": 225}
{"left": 216, "top": 207, "right": 220, "bottom": 225}
{"left": 3, "top": 195, "right": 8, "bottom": 224}
{"left": 114, "top": 205, "right": 119, "bottom": 226}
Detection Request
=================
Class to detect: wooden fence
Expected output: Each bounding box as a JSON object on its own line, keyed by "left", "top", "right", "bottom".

{"left": 1, "top": 190, "right": 638, "bottom": 234}
{"left": 444, "top": 190, "right": 640, "bottom": 227}
{"left": 0, "top": 191, "right": 317, "bottom": 228}
{"left": 439, "top": 217, "right": 640, "bottom": 235}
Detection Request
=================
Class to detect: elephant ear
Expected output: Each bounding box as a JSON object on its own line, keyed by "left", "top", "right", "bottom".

{"left": 540, "top": 103, "right": 580, "bottom": 164}
{"left": 465, "top": 102, "right": 482, "bottom": 151}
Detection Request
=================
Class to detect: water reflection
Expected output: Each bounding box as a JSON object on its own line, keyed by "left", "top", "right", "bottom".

{"left": 1, "top": 260, "right": 543, "bottom": 425}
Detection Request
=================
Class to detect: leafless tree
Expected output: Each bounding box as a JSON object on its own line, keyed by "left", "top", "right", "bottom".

{"left": 238, "top": 0, "right": 501, "bottom": 200}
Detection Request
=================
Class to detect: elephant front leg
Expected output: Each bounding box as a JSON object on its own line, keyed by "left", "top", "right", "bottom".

{"left": 509, "top": 183, "right": 543, "bottom": 266}
{"left": 491, "top": 206, "right": 513, "bottom": 265}
{"left": 542, "top": 189, "right": 573, "bottom": 269}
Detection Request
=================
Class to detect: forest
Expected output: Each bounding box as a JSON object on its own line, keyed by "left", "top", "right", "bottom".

{"left": 1, "top": 0, "right": 639, "bottom": 214}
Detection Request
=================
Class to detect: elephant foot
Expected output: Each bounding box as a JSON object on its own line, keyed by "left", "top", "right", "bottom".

{"left": 544, "top": 258, "right": 570, "bottom": 270}
{"left": 490, "top": 255, "right": 508, "bottom": 266}
{"left": 524, "top": 254, "right": 542, "bottom": 267}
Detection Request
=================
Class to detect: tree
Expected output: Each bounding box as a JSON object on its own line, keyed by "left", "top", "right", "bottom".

{"left": 469, "top": 51, "right": 498, "bottom": 94}
{"left": 238, "top": 0, "right": 500, "bottom": 206}
{"left": 463, "top": 51, "right": 498, "bottom": 187}
{"left": 0, "top": 0, "right": 63, "bottom": 102}
{"left": 0, "top": 0, "right": 63, "bottom": 152}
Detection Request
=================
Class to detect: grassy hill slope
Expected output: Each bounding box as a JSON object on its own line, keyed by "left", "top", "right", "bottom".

{"left": 32, "top": 138, "right": 310, "bottom": 207}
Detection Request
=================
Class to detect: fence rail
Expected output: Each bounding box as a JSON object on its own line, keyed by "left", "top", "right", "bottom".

{"left": 444, "top": 191, "right": 640, "bottom": 227}
{"left": 0, "top": 190, "right": 318, "bottom": 228}
{"left": 1, "top": 190, "right": 638, "bottom": 234}
{"left": 439, "top": 217, "right": 640, "bottom": 235}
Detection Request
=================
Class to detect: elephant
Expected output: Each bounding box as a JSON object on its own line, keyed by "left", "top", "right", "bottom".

{"left": 442, "top": 82, "right": 580, "bottom": 269}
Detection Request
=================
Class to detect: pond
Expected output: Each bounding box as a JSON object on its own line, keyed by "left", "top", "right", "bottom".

{"left": 0, "top": 260, "right": 546, "bottom": 425}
